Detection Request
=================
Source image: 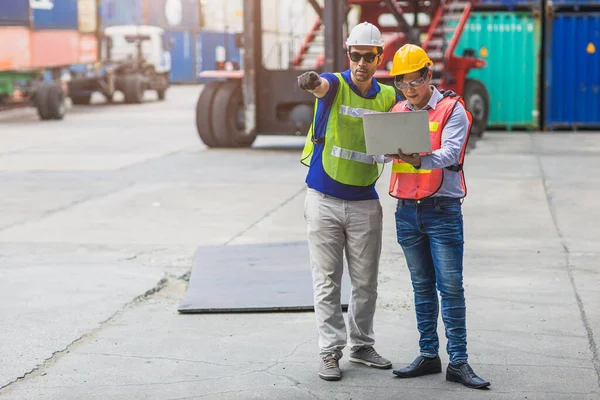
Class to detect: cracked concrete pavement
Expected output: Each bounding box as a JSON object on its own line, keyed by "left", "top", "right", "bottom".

{"left": 0, "top": 86, "right": 599, "bottom": 399}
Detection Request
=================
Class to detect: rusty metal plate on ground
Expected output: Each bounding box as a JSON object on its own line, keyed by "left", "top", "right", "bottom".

{"left": 178, "top": 241, "right": 350, "bottom": 313}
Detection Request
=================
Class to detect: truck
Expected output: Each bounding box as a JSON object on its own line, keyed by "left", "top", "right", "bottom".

{"left": 0, "top": 70, "right": 67, "bottom": 120}
{"left": 68, "top": 25, "right": 172, "bottom": 105}
{"left": 0, "top": 0, "right": 171, "bottom": 120}
{"left": 0, "top": 26, "right": 76, "bottom": 121}
{"left": 195, "top": 0, "right": 490, "bottom": 148}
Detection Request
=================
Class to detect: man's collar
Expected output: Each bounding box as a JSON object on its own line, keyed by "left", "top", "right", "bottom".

{"left": 342, "top": 69, "right": 380, "bottom": 98}
{"left": 406, "top": 86, "right": 442, "bottom": 110}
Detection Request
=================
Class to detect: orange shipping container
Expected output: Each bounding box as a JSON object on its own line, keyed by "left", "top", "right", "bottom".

{"left": 79, "top": 33, "right": 99, "bottom": 63}
{"left": 0, "top": 27, "right": 32, "bottom": 71}
{"left": 31, "top": 30, "right": 81, "bottom": 68}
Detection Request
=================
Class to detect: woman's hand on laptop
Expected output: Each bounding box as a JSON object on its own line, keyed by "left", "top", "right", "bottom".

{"left": 385, "top": 148, "right": 422, "bottom": 169}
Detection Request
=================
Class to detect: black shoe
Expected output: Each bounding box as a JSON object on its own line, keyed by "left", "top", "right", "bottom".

{"left": 392, "top": 355, "right": 442, "bottom": 378}
{"left": 446, "top": 363, "right": 490, "bottom": 389}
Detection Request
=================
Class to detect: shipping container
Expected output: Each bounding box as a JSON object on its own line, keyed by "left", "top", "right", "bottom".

{"left": 196, "top": 30, "right": 241, "bottom": 81}
{"left": 78, "top": 0, "right": 97, "bottom": 33}
{"left": 31, "top": 0, "right": 79, "bottom": 30}
{"left": 478, "top": 0, "right": 539, "bottom": 8}
{"left": 545, "top": 13, "right": 600, "bottom": 129}
{"left": 100, "top": 0, "right": 144, "bottom": 28}
{"left": 79, "top": 33, "right": 99, "bottom": 63}
{"left": 31, "top": 30, "right": 81, "bottom": 68}
{"left": 199, "top": 0, "right": 244, "bottom": 32}
{"left": 550, "top": 0, "right": 600, "bottom": 6}
{"left": 166, "top": 29, "right": 196, "bottom": 83}
{"left": 0, "top": 27, "right": 32, "bottom": 71}
{"left": 453, "top": 12, "right": 541, "bottom": 129}
{"left": 0, "top": 0, "right": 30, "bottom": 26}
{"left": 146, "top": 0, "right": 200, "bottom": 29}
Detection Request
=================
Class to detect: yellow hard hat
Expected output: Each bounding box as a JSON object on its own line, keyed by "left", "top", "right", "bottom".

{"left": 390, "top": 44, "right": 433, "bottom": 76}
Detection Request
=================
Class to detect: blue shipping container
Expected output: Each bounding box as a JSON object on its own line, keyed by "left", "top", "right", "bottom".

{"left": 31, "top": 0, "right": 79, "bottom": 30}
{"left": 146, "top": 0, "right": 199, "bottom": 29}
{"left": 0, "top": 0, "right": 30, "bottom": 26}
{"left": 100, "top": 0, "right": 144, "bottom": 28}
{"left": 479, "top": 0, "right": 539, "bottom": 7}
{"left": 545, "top": 13, "right": 600, "bottom": 128}
{"left": 551, "top": 0, "right": 600, "bottom": 5}
{"left": 166, "top": 30, "right": 197, "bottom": 83}
{"left": 196, "top": 30, "right": 241, "bottom": 82}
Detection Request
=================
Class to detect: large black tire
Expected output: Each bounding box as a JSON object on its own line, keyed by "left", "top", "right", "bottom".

{"left": 157, "top": 74, "right": 168, "bottom": 101}
{"left": 71, "top": 94, "right": 91, "bottom": 105}
{"left": 195, "top": 81, "right": 222, "bottom": 148}
{"left": 123, "top": 75, "right": 144, "bottom": 104}
{"left": 36, "top": 83, "right": 66, "bottom": 120}
{"left": 211, "top": 81, "right": 256, "bottom": 147}
{"left": 463, "top": 79, "right": 489, "bottom": 138}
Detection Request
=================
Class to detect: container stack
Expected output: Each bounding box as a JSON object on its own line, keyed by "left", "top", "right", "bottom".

{"left": 544, "top": 0, "right": 600, "bottom": 129}
{"left": 195, "top": 0, "right": 243, "bottom": 83}
{"left": 452, "top": 0, "right": 542, "bottom": 130}
{"left": 0, "top": 0, "right": 98, "bottom": 72}
{"left": 98, "top": 0, "right": 241, "bottom": 84}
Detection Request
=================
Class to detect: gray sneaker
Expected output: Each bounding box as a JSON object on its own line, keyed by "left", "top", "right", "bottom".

{"left": 319, "top": 355, "right": 342, "bottom": 381}
{"left": 349, "top": 346, "right": 392, "bottom": 369}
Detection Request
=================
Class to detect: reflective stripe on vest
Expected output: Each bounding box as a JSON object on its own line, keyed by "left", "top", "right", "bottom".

{"left": 391, "top": 163, "right": 431, "bottom": 174}
{"left": 388, "top": 95, "right": 471, "bottom": 199}
{"left": 339, "top": 105, "right": 377, "bottom": 118}
{"left": 331, "top": 146, "right": 376, "bottom": 164}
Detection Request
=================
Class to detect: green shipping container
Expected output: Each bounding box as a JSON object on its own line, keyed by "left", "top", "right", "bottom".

{"left": 453, "top": 12, "right": 541, "bottom": 130}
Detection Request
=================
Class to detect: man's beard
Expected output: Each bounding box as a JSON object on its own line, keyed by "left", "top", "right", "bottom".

{"left": 353, "top": 67, "right": 370, "bottom": 82}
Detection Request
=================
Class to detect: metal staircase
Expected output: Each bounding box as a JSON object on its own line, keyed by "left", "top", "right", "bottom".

{"left": 292, "top": 18, "right": 325, "bottom": 69}
{"left": 422, "top": 0, "right": 476, "bottom": 88}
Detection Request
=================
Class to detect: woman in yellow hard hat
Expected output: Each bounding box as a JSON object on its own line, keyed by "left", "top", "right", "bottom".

{"left": 386, "top": 44, "right": 491, "bottom": 390}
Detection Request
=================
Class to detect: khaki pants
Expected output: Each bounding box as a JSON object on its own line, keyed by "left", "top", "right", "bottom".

{"left": 304, "top": 188, "right": 383, "bottom": 359}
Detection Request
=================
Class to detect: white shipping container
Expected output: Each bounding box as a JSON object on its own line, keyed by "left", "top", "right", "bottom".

{"left": 261, "top": 0, "right": 321, "bottom": 70}
{"left": 78, "top": 0, "right": 97, "bottom": 33}
{"left": 199, "top": 0, "right": 323, "bottom": 69}
{"left": 200, "top": 0, "right": 244, "bottom": 32}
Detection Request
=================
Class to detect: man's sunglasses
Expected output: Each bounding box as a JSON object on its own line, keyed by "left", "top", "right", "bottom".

{"left": 349, "top": 52, "right": 379, "bottom": 63}
{"left": 394, "top": 69, "right": 429, "bottom": 91}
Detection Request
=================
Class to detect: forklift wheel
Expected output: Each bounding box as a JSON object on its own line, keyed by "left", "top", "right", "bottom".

{"left": 36, "top": 83, "right": 66, "bottom": 120}
{"left": 211, "top": 82, "right": 256, "bottom": 148}
{"left": 463, "top": 79, "right": 489, "bottom": 138}
{"left": 195, "top": 81, "right": 223, "bottom": 148}
{"left": 123, "top": 75, "right": 144, "bottom": 104}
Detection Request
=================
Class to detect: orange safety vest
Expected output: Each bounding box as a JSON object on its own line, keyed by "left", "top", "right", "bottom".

{"left": 388, "top": 91, "right": 472, "bottom": 200}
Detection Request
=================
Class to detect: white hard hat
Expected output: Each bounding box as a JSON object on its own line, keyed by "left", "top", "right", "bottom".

{"left": 345, "top": 22, "right": 385, "bottom": 48}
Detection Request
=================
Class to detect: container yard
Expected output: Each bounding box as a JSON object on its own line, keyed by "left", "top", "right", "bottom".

{"left": 1, "top": 0, "right": 596, "bottom": 129}
{"left": 1, "top": 1, "right": 600, "bottom": 399}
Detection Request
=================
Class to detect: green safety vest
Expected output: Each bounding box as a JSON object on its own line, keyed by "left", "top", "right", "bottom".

{"left": 301, "top": 73, "right": 397, "bottom": 187}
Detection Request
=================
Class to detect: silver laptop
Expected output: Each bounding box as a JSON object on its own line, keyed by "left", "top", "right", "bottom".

{"left": 362, "top": 110, "right": 432, "bottom": 155}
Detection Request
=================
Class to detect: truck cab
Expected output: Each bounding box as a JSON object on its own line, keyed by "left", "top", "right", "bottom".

{"left": 103, "top": 25, "right": 171, "bottom": 76}
{"left": 69, "top": 25, "right": 171, "bottom": 105}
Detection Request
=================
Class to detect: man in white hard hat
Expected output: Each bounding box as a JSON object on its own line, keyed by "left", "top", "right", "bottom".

{"left": 297, "top": 21, "right": 401, "bottom": 381}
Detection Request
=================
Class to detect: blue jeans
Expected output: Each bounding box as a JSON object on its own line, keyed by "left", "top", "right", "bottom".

{"left": 395, "top": 197, "right": 467, "bottom": 365}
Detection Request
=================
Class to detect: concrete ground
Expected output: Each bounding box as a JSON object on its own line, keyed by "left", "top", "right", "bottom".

{"left": 0, "top": 86, "right": 598, "bottom": 400}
